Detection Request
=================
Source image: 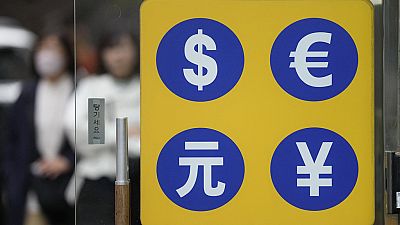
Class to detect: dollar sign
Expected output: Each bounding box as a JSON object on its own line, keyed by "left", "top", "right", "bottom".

{"left": 183, "top": 29, "right": 218, "bottom": 91}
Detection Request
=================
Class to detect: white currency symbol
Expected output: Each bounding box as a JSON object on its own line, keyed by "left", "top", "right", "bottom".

{"left": 176, "top": 141, "right": 226, "bottom": 197}
{"left": 296, "top": 142, "right": 333, "bottom": 197}
{"left": 289, "top": 32, "right": 333, "bottom": 88}
{"left": 183, "top": 29, "right": 218, "bottom": 91}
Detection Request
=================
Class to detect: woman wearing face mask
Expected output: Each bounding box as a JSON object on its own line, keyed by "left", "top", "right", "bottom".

{"left": 4, "top": 32, "right": 74, "bottom": 225}
{"left": 64, "top": 30, "right": 140, "bottom": 225}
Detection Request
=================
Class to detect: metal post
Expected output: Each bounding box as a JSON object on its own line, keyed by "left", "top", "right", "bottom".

{"left": 115, "top": 117, "right": 131, "bottom": 225}
{"left": 371, "top": 0, "right": 385, "bottom": 224}
{"left": 384, "top": 0, "right": 400, "bottom": 216}
{"left": 116, "top": 118, "right": 129, "bottom": 185}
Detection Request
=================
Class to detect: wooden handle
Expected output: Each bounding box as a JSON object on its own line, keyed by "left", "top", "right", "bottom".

{"left": 115, "top": 184, "right": 130, "bottom": 225}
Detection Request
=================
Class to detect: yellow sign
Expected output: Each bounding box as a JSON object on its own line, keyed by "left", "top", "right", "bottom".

{"left": 141, "top": 0, "right": 374, "bottom": 224}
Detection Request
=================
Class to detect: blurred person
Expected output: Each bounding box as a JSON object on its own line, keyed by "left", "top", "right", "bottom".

{"left": 0, "top": 18, "right": 36, "bottom": 225}
{"left": 64, "top": 30, "right": 140, "bottom": 225}
{"left": 76, "top": 26, "right": 98, "bottom": 77}
{"left": 4, "top": 32, "right": 74, "bottom": 225}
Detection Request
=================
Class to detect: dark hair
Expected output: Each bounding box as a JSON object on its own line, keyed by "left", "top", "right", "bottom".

{"left": 97, "top": 30, "right": 139, "bottom": 76}
{"left": 31, "top": 32, "right": 74, "bottom": 78}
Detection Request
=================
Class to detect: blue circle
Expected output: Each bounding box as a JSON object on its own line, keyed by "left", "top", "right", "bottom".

{"left": 270, "top": 18, "right": 358, "bottom": 101}
{"left": 157, "top": 128, "right": 245, "bottom": 211}
{"left": 270, "top": 128, "right": 358, "bottom": 211}
{"left": 157, "top": 18, "right": 244, "bottom": 102}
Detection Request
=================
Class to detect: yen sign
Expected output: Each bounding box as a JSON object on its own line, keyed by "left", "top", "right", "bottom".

{"left": 270, "top": 128, "right": 358, "bottom": 211}
{"left": 296, "top": 142, "right": 333, "bottom": 197}
{"left": 157, "top": 128, "right": 245, "bottom": 211}
{"left": 271, "top": 18, "right": 358, "bottom": 101}
{"left": 157, "top": 18, "right": 244, "bottom": 102}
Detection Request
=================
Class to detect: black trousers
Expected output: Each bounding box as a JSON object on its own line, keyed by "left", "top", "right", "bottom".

{"left": 77, "top": 158, "right": 141, "bottom": 225}
{"left": 31, "top": 172, "right": 74, "bottom": 225}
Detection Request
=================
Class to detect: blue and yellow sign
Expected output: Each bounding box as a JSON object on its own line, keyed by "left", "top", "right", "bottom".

{"left": 141, "top": 0, "right": 374, "bottom": 224}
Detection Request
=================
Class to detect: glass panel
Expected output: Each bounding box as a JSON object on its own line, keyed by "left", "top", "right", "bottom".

{"left": 75, "top": 0, "right": 142, "bottom": 224}
{"left": 0, "top": 1, "right": 75, "bottom": 225}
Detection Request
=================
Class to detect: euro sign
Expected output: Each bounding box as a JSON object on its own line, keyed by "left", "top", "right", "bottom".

{"left": 289, "top": 32, "right": 333, "bottom": 88}
{"left": 183, "top": 29, "right": 218, "bottom": 91}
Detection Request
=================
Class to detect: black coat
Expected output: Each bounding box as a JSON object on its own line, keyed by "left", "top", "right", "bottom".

{"left": 3, "top": 81, "right": 74, "bottom": 225}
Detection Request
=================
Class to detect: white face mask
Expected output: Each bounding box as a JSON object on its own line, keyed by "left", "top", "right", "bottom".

{"left": 35, "top": 50, "right": 66, "bottom": 78}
